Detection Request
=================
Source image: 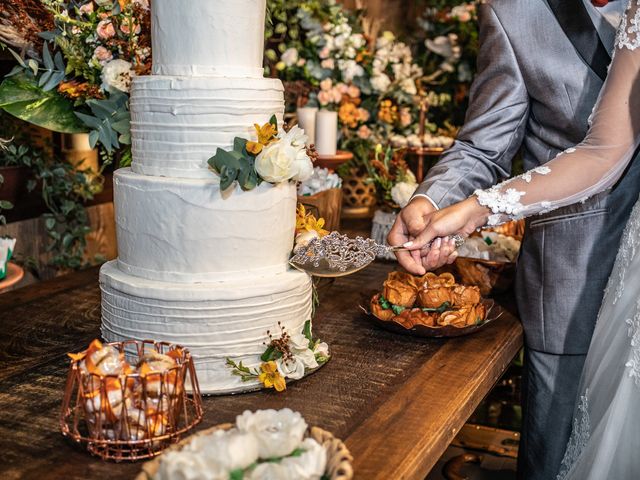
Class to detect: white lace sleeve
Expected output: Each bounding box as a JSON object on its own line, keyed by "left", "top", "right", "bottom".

{"left": 475, "top": 0, "right": 640, "bottom": 226}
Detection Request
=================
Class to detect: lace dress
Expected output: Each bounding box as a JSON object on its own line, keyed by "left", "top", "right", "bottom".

{"left": 474, "top": 2, "right": 640, "bottom": 478}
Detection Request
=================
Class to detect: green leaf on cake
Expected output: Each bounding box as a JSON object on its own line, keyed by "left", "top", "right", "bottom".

{"left": 219, "top": 164, "right": 238, "bottom": 191}
{"left": 269, "top": 114, "right": 278, "bottom": 132}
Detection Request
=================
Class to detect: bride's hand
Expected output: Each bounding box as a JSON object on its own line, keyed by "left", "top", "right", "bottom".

{"left": 406, "top": 197, "right": 491, "bottom": 269}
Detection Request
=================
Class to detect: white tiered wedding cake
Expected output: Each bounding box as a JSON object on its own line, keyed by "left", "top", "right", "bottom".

{"left": 100, "top": 0, "right": 314, "bottom": 394}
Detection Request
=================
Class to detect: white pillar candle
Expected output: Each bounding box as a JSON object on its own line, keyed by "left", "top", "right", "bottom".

{"left": 296, "top": 107, "right": 317, "bottom": 146}
{"left": 315, "top": 110, "right": 338, "bottom": 156}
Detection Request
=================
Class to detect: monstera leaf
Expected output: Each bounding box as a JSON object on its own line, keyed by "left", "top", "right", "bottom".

{"left": 0, "top": 73, "right": 85, "bottom": 133}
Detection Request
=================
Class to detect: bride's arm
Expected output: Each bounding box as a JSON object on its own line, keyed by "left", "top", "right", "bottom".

{"left": 408, "top": 2, "right": 640, "bottom": 249}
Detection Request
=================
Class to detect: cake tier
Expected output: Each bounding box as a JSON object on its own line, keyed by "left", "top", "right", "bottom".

{"left": 130, "top": 76, "right": 284, "bottom": 179}
{"left": 100, "top": 261, "right": 313, "bottom": 394}
{"left": 114, "top": 168, "right": 296, "bottom": 283}
{"left": 151, "top": 0, "right": 266, "bottom": 78}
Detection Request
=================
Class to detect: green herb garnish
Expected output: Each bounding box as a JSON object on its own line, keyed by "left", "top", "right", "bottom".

{"left": 421, "top": 301, "right": 452, "bottom": 314}
{"left": 391, "top": 304, "right": 406, "bottom": 315}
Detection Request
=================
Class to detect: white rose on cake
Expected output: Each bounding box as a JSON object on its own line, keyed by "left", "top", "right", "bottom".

{"left": 101, "top": 59, "right": 135, "bottom": 93}
{"left": 236, "top": 408, "right": 308, "bottom": 459}
{"left": 254, "top": 142, "right": 299, "bottom": 183}
{"left": 276, "top": 356, "right": 306, "bottom": 380}
{"left": 391, "top": 182, "right": 418, "bottom": 208}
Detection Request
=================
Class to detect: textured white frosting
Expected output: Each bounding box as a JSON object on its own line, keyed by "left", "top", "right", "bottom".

{"left": 151, "top": 0, "right": 267, "bottom": 78}
{"left": 114, "top": 168, "right": 297, "bottom": 283}
{"left": 100, "top": 261, "right": 313, "bottom": 394}
{"left": 130, "top": 76, "right": 284, "bottom": 179}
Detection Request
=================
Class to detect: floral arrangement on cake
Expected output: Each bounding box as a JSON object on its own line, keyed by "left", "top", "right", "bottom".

{"left": 0, "top": 0, "right": 152, "bottom": 165}
{"left": 154, "top": 409, "right": 330, "bottom": 480}
{"left": 208, "top": 116, "right": 316, "bottom": 191}
{"left": 226, "top": 321, "right": 329, "bottom": 392}
{"left": 294, "top": 204, "right": 330, "bottom": 249}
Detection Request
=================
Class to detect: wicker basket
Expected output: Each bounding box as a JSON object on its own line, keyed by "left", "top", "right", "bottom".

{"left": 298, "top": 187, "right": 343, "bottom": 232}
{"left": 60, "top": 340, "right": 203, "bottom": 462}
{"left": 341, "top": 169, "right": 376, "bottom": 219}
{"left": 136, "top": 424, "right": 354, "bottom": 480}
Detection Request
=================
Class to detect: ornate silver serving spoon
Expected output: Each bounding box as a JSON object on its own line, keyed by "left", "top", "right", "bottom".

{"left": 289, "top": 231, "right": 465, "bottom": 277}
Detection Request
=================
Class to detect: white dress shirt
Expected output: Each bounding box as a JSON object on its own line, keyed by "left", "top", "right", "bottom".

{"left": 413, "top": 0, "right": 627, "bottom": 211}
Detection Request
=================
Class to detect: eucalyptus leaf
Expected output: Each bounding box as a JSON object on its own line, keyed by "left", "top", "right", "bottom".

{"left": 7, "top": 48, "right": 26, "bottom": 68}
{"left": 42, "top": 42, "right": 53, "bottom": 70}
{"left": 219, "top": 164, "right": 238, "bottom": 191}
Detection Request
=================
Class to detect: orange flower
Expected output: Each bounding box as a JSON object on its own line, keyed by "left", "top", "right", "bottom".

{"left": 339, "top": 102, "right": 360, "bottom": 128}
{"left": 378, "top": 99, "right": 398, "bottom": 124}
{"left": 295, "top": 204, "right": 329, "bottom": 236}
{"left": 246, "top": 121, "right": 278, "bottom": 154}
{"left": 258, "top": 361, "right": 286, "bottom": 392}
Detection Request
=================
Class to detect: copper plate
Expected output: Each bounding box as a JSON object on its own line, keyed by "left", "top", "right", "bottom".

{"left": 364, "top": 299, "right": 503, "bottom": 339}
{"left": 0, "top": 262, "right": 24, "bottom": 292}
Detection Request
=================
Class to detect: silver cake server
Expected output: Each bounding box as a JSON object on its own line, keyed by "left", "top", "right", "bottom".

{"left": 289, "top": 231, "right": 464, "bottom": 277}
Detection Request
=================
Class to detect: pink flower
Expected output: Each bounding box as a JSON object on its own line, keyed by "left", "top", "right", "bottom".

{"left": 120, "top": 20, "right": 141, "bottom": 35}
{"left": 296, "top": 58, "right": 306, "bottom": 67}
{"left": 337, "top": 83, "right": 349, "bottom": 94}
{"left": 321, "top": 58, "right": 335, "bottom": 70}
{"left": 320, "top": 78, "right": 333, "bottom": 92}
{"left": 330, "top": 88, "right": 343, "bottom": 104}
{"left": 96, "top": 19, "right": 116, "bottom": 39}
{"left": 93, "top": 46, "right": 113, "bottom": 62}
{"left": 319, "top": 47, "right": 330, "bottom": 59}
{"left": 317, "top": 90, "right": 331, "bottom": 106}
{"left": 347, "top": 85, "right": 361, "bottom": 98}
{"left": 79, "top": 2, "right": 94, "bottom": 15}
{"left": 357, "top": 125, "right": 372, "bottom": 139}
{"left": 358, "top": 108, "right": 370, "bottom": 122}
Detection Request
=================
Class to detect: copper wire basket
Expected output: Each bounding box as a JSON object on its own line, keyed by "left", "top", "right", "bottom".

{"left": 60, "top": 340, "right": 203, "bottom": 462}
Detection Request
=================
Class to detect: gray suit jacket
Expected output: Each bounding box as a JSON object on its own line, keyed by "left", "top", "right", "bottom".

{"left": 415, "top": 0, "right": 640, "bottom": 355}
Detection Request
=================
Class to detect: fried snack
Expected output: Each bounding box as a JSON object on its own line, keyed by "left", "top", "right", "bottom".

{"left": 417, "top": 286, "right": 454, "bottom": 309}
{"left": 437, "top": 304, "right": 487, "bottom": 328}
{"left": 371, "top": 294, "right": 395, "bottom": 321}
{"left": 451, "top": 285, "right": 482, "bottom": 307}
{"left": 421, "top": 272, "right": 456, "bottom": 288}
{"left": 387, "top": 271, "right": 420, "bottom": 289}
{"left": 383, "top": 279, "right": 418, "bottom": 307}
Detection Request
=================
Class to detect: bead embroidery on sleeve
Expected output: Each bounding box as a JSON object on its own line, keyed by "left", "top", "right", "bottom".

{"left": 616, "top": 0, "right": 640, "bottom": 51}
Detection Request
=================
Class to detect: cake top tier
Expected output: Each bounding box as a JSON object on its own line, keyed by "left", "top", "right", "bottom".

{"left": 151, "top": 0, "right": 267, "bottom": 78}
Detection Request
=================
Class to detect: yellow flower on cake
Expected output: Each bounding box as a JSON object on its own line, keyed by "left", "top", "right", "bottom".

{"left": 258, "top": 361, "right": 287, "bottom": 392}
{"left": 246, "top": 121, "right": 278, "bottom": 154}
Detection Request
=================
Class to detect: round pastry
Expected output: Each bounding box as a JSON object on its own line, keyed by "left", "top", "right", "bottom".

{"left": 383, "top": 279, "right": 418, "bottom": 307}
{"left": 417, "top": 286, "right": 453, "bottom": 309}
{"left": 370, "top": 294, "right": 395, "bottom": 321}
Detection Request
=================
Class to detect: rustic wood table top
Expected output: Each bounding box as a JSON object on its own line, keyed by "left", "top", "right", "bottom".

{"left": 0, "top": 260, "right": 523, "bottom": 480}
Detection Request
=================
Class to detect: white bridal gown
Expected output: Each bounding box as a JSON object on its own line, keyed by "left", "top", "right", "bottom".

{"left": 470, "top": 1, "right": 640, "bottom": 478}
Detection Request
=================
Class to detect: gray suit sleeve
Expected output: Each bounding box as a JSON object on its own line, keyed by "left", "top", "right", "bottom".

{"left": 414, "top": 3, "right": 530, "bottom": 208}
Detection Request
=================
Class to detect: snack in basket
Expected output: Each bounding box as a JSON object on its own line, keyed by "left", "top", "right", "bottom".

{"left": 370, "top": 272, "right": 487, "bottom": 329}
{"left": 147, "top": 408, "right": 353, "bottom": 480}
{"left": 67, "top": 339, "right": 184, "bottom": 442}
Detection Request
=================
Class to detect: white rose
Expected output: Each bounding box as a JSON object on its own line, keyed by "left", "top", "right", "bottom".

{"left": 281, "top": 48, "right": 299, "bottom": 67}
{"left": 294, "top": 230, "right": 320, "bottom": 252}
{"left": 156, "top": 449, "right": 220, "bottom": 480}
{"left": 101, "top": 59, "right": 135, "bottom": 93}
{"left": 338, "top": 59, "right": 364, "bottom": 82}
{"left": 280, "top": 438, "right": 327, "bottom": 480}
{"left": 370, "top": 73, "right": 391, "bottom": 92}
{"left": 255, "top": 142, "right": 298, "bottom": 183}
{"left": 276, "top": 356, "right": 306, "bottom": 380}
{"left": 391, "top": 182, "right": 418, "bottom": 208}
{"left": 295, "top": 348, "right": 319, "bottom": 370}
{"left": 199, "top": 429, "right": 259, "bottom": 472}
{"left": 236, "top": 409, "right": 308, "bottom": 458}
{"left": 292, "top": 148, "right": 314, "bottom": 182}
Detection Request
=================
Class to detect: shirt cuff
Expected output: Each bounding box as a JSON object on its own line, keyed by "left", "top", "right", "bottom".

{"left": 411, "top": 193, "right": 440, "bottom": 211}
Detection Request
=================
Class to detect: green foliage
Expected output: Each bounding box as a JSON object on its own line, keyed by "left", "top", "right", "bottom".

{"left": 207, "top": 137, "right": 260, "bottom": 191}
{"left": 75, "top": 92, "right": 131, "bottom": 153}
{"left": 0, "top": 141, "right": 102, "bottom": 270}
{"left": 0, "top": 72, "right": 85, "bottom": 133}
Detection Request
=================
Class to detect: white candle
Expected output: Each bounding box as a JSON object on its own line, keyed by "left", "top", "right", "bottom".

{"left": 296, "top": 107, "right": 317, "bottom": 146}
{"left": 315, "top": 110, "right": 338, "bottom": 156}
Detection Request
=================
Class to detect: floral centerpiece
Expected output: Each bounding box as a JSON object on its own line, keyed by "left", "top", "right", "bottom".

{"left": 0, "top": 0, "right": 152, "bottom": 166}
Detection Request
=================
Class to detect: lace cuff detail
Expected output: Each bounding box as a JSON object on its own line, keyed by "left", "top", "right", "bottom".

{"left": 616, "top": 0, "right": 640, "bottom": 50}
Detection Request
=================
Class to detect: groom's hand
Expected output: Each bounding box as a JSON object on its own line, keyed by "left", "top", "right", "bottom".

{"left": 388, "top": 197, "right": 455, "bottom": 275}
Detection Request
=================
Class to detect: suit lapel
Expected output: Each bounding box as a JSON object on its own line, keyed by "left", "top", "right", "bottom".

{"left": 546, "top": 0, "right": 611, "bottom": 81}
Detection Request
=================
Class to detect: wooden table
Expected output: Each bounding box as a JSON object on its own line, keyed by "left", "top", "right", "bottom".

{"left": 0, "top": 262, "right": 523, "bottom": 480}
